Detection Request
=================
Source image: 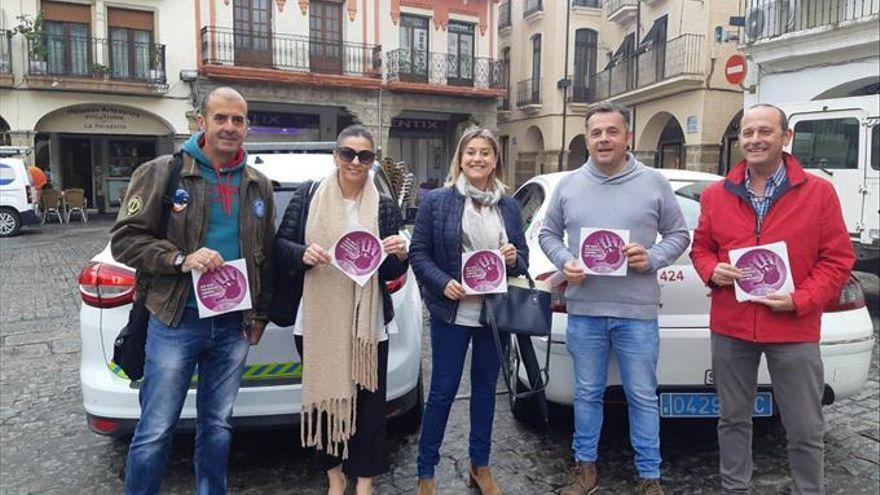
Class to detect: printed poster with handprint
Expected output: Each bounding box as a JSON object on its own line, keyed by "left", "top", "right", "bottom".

{"left": 579, "top": 228, "right": 630, "bottom": 277}
{"left": 728, "top": 241, "right": 794, "bottom": 302}
{"left": 191, "top": 259, "right": 253, "bottom": 318}
{"left": 461, "top": 250, "right": 508, "bottom": 295}
{"left": 331, "top": 229, "right": 387, "bottom": 287}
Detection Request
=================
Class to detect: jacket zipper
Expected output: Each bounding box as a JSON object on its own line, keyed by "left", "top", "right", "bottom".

{"left": 447, "top": 192, "right": 466, "bottom": 324}
{"left": 753, "top": 211, "right": 761, "bottom": 342}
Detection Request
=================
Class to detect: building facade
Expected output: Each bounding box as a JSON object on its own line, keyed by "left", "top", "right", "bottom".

{"left": 1, "top": 0, "right": 193, "bottom": 213}
{"left": 196, "top": 0, "right": 504, "bottom": 191}
{"left": 497, "top": 0, "right": 746, "bottom": 188}
{"left": 1, "top": 0, "right": 505, "bottom": 212}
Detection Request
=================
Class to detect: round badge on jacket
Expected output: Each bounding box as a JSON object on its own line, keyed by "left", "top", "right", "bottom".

{"left": 252, "top": 198, "right": 265, "bottom": 219}
{"left": 172, "top": 188, "right": 190, "bottom": 213}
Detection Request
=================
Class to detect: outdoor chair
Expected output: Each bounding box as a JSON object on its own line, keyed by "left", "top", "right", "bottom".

{"left": 39, "top": 188, "right": 64, "bottom": 224}
{"left": 63, "top": 188, "right": 88, "bottom": 224}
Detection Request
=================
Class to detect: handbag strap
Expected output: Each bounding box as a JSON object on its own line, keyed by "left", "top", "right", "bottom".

{"left": 157, "top": 152, "right": 183, "bottom": 240}
{"left": 485, "top": 299, "right": 552, "bottom": 400}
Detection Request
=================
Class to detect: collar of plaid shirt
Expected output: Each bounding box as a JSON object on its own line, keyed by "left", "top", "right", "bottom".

{"left": 745, "top": 161, "right": 787, "bottom": 221}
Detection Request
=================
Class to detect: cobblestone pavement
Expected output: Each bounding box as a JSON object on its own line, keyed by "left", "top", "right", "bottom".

{"left": 1, "top": 218, "right": 878, "bottom": 495}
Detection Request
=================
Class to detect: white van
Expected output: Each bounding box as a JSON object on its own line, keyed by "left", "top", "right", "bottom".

{"left": 0, "top": 146, "right": 40, "bottom": 237}
{"left": 778, "top": 96, "right": 880, "bottom": 271}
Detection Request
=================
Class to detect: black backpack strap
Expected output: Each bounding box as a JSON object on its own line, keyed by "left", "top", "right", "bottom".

{"left": 157, "top": 152, "right": 183, "bottom": 240}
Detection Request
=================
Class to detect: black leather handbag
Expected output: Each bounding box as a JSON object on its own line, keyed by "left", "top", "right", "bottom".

{"left": 112, "top": 154, "right": 182, "bottom": 381}
{"left": 480, "top": 274, "right": 553, "bottom": 399}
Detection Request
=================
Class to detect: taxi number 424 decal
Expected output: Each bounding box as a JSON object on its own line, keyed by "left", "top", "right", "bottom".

{"left": 658, "top": 269, "right": 684, "bottom": 282}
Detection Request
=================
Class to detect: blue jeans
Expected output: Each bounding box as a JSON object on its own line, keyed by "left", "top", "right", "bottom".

{"left": 566, "top": 315, "right": 661, "bottom": 479}
{"left": 417, "top": 317, "right": 503, "bottom": 479}
{"left": 125, "top": 310, "right": 249, "bottom": 495}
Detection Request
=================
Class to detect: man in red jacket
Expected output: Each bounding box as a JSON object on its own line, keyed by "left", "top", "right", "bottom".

{"left": 691, "top": 104, "right": 854, "bottom": 495}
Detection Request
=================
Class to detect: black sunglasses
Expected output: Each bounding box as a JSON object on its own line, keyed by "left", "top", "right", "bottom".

{"left": 336, "top": 147, "right": 376, "bottom": 164}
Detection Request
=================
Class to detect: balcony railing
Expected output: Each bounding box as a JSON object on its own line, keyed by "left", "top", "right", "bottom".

{"left": 605, "top": 0, "right": 638, "bottom": 17}
{"left": 385, "top": 49, "right": 504, "bottom": 89}
{"left": 573, "top": 0, "right": 602, "bottom": 7}
{"left": 741, "top": 0, "right": 880, "bottom": 43}
{"left": 524, "top": 0, "right": 544, "bottom": 17}
{"left": 570, "top": 84, "right": 593, "bottom": 103}
{"left": 589, "top": 34, "right": 703, "bottom": 101}
{"left": 499, "top": 2, "right": 512, "bottom": 29}
{"left": 201, "top": 26, "right": 381, "bottom": 77}
{"left": 498, "top": 94, "right": 511, "bottom": 110}
{"left": 0, "top": 31, "right": 10, "bottom": 74}
{"left": 25, "top": 33, "right": 166, "bottom": 84}
{"left": 516, "top": 78, "right": 542, "bottom": 106}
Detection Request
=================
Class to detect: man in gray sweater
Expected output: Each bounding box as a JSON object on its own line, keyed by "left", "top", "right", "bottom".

{"left": 539, "top": 102, "right": 689, "bottom": 495}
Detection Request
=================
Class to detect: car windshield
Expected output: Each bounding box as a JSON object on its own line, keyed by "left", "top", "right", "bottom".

{"left": 272, "top": 168, "right": 393, "bottom": 231}
{"left": 673, "top": 180, "right": 715, "bottom": 230}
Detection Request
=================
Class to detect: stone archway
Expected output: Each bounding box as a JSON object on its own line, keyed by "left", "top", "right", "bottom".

{"left": 639, "top": 111, "right": 685, "bottom": 168}
{"left": 0, "top": 115, "right": 9, "bottom": 146}
{"left": 719, "top": 110, "right": 743, "bottom": 175}
{"left": 516, "top": 126, "right": 545, "bottom": 186}
{"left": 568, "top": 134, "right": 587, "bottom": 170}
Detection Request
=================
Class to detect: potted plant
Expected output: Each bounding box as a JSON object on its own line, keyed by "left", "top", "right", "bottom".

{"left": 91, "top": 63, "right": 110, "bottom": 80}
{"left": 12, "top": 14, "right": 48, "bottom": 73}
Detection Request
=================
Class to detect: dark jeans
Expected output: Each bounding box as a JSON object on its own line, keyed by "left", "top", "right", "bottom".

{"left": 295, "top": 336, "right": 390, "bottom": 478}
{"left": 125, "top": 310, "right": 249, "bottom": 495}
{"left": 416, "top": 317, "right": 503, "bottom": 479}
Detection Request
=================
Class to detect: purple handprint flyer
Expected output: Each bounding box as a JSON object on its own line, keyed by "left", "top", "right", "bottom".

{"left": 191, "top": 258, "right": 252, "bottom": 318}
{"left": 330, "top": 229, "right": 387, "bottom": 286}
{"left": 579, "top": 228, "right": 630, "bottom": 277}
{"left": 729, "top": 241, "right": 794, "bottom": 302}
{"left": 461, "top": 250, "right": 508, "bottom": 295}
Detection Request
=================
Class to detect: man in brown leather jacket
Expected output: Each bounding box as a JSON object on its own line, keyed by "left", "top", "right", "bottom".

{"left": 111, "top": 87, "right": 274, "bottom": 495}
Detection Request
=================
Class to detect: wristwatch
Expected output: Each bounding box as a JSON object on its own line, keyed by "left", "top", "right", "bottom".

{"left": 172, "top": 252, "right": 186, "bottom": 273}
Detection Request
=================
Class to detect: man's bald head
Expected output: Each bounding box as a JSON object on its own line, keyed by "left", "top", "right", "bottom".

{"left": 200, "top": 87, "right": 248, "bottom": 116}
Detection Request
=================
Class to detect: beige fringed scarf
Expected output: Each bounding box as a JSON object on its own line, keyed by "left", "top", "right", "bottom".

{"left": 300, "top": 173, "right": 382, "bottom": 459}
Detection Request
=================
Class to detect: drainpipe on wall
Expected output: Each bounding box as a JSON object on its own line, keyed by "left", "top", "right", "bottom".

{"left": 558, "top": 0, "right": 573, "bottom": 172}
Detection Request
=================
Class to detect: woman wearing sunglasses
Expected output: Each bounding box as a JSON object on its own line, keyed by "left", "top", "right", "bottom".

{"left": 410, "top": 127, "right": 529, "bottom": 495}
{"left": 272, "top": 125, "right": 409, "bottom": 495}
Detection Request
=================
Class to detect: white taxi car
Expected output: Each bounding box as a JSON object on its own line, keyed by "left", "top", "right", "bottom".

{"left": 79, "top": 150, "right": 423, "bottom": 435}
{"left": 510, "top": 169, "right": 875, "bottom": 419}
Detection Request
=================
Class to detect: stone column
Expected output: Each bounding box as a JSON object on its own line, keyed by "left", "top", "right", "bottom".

{"left": 685, "top": 144, "right": 722, "bottom": 174}
{"left": 9, "top": 131, "right": 35, "bottom": 166}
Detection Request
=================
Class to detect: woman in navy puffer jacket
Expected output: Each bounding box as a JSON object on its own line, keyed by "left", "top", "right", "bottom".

{"left": 410, "top": 127, "right": 529, "bottom": 495}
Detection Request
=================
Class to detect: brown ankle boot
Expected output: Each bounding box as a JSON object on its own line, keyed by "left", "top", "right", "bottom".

{"left": 468, "top": 463, "right": 502, "bottom": 495}
{"left": 637, "top": 477, "right": 664, "bottom": 495}
{"left": 561, "top": 461, "right": 598, "bottom": 495}
{"left": 417, "top": 478, "right": 435, "bottom": 495}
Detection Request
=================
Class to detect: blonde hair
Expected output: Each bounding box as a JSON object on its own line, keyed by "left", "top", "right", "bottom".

{"left": 445, "top": 127, "right": 504, "bottom": 187}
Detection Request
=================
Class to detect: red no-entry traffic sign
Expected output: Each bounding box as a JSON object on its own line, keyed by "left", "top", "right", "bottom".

{"left": 725, "top": 55, "right": 747, "bottom": 85}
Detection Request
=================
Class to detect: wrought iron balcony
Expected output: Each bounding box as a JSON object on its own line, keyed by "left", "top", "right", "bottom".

{"left": 605, "top": 0, "right": 638, "bottom": 23}
{"left": 0, "top": 31, "right": 11, "bottom": 74}
{"left": 741, "top": 0, "right": 880, "bottom": 43}
{"left": 385, "top": 49, "right": 504, "bottom": 89}
{"left": 516, "top": 78, "right": 542, "bottom": 107}
{"left": 589, "top": 34, "right": 703, "bottom": 101}
{"left": 25, "top": 33, "right": 166, "bottom": 85}
{"left": 570, "top": 84, "right": 593, "bottom": 103}
{"left": 200, "top": 26, "right": 381, "bottom": 77}
{"left": 524, "top": 0, "right": 544, "bottom": 18}
{"left": 499, "top": 2, "right": 512, "bottom": 29}
{"left": 573, "top": 0, "right": 602, "bottom": 7}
